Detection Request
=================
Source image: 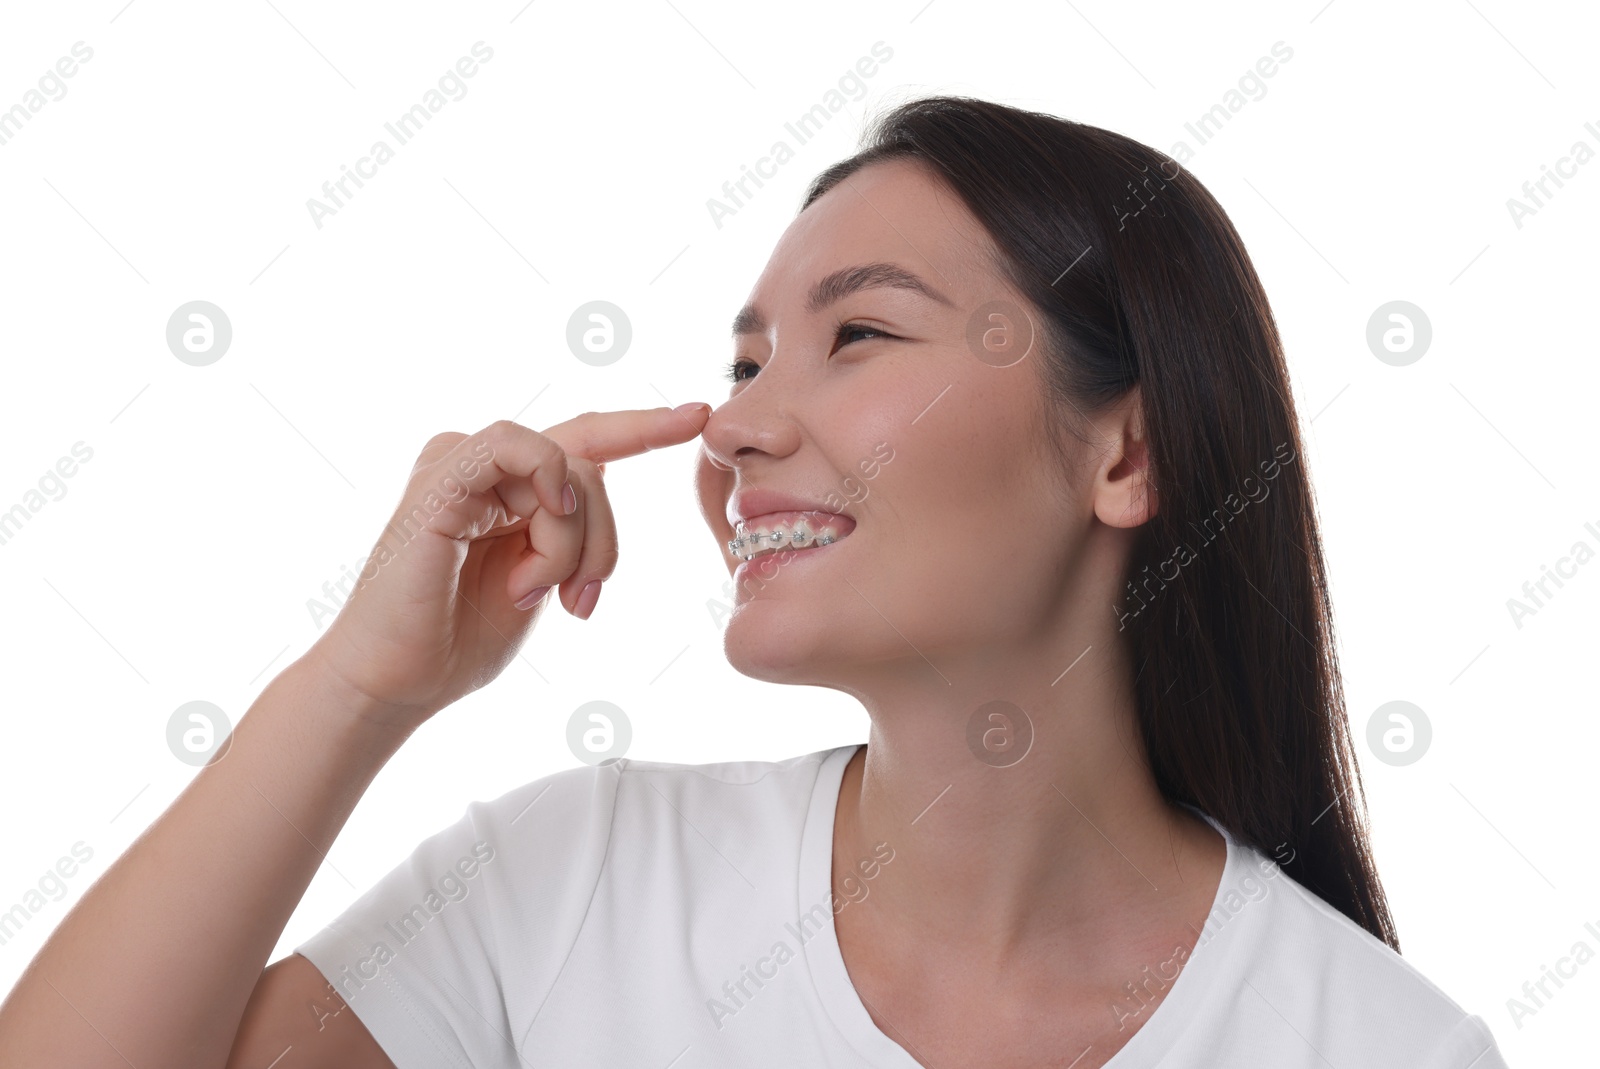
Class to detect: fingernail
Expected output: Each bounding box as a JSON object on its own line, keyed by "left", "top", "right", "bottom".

{"left": 514, "top": 585, "right": 551, "bottom": 611}
{"left": 562, "top": 481, "right": 577, "bottom": 515}
{"left": 673, "top": 402, "right": 711, "bottom": 417}
{"left": 575, "top": 579, "right": 602, "bottom": 620}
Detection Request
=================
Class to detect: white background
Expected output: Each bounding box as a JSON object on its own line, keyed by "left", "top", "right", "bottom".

{"left": 1, "top": 0, "right": 1594, "bottom": 1062}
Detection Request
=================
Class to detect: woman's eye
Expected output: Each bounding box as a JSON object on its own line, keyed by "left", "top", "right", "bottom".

{"left": 835, "top": 322, "right": 888, "bottom": 348}
{"left": 723, "top": 358, "right": 759, "bottom": 383}
{"left": 723, "top": 323, "right": 891, "bottom": 383}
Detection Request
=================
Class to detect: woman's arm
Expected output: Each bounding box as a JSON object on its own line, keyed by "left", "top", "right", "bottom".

{"left": 0, "top": 651, "right": 409, "bottom": 1069}
{"left": 0, "top": 409, "right": 707, "bottom": 1068}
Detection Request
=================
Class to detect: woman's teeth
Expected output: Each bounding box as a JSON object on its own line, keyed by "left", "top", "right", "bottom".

{"left": 727, "top": 512, "right": 850, "bottom": 561}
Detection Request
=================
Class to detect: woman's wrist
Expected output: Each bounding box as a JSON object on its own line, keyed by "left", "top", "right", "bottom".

{"left": 287, "top": 643, "right": 432, "bottom": 747}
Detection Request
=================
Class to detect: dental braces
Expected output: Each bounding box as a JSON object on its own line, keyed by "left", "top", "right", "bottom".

{"left": 727, "top": 527, "right": 838, "bottom": 560}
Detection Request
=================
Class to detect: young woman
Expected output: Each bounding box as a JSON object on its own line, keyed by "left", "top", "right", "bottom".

{"left": 0, "top": 95, "right": 1507, "bottom": 1068}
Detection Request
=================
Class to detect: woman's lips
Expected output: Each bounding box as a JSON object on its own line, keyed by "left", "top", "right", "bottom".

{"left": 728, "top": 490, "right": 854, "bottom": 529}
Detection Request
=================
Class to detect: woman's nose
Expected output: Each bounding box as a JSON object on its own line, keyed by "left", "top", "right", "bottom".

{"left": 698, "top": 392, "right": 802, "bottom": 470}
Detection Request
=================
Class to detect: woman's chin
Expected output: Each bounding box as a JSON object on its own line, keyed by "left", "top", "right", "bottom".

{"left": 721, "top": 610, "right": 840, "bottom": 684}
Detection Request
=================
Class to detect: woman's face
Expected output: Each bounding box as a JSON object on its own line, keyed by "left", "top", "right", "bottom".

{"left": 694, "top": 158, "right": 1122, "bottom": 690}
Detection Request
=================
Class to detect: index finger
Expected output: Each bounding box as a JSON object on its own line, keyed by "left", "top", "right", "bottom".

{"left": 542, "top": 403, "right": 711, "bottom": 464}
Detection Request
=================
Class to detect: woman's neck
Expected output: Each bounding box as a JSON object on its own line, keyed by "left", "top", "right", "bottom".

{"left": 829, "top": 665, "right": 1225, "bottom": 978}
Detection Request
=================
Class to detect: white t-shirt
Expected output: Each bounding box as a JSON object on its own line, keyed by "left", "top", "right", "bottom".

{"left": 295, "top": 743, "right": 1509, "bottom": 1068}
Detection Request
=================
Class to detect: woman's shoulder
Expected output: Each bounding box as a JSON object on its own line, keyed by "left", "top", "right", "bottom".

{"left": 472, "top": 743, "right": 856, "bottom": 859}
{"left": 1254, "top": 848, "right": 1467, "bottom": 1004}
{"left": 476, "top": 743, "right": 853, "bottom": 811}
{"left": 1206, "top": 835, "right": 1507, "bottom": 1065}
{"left": 604, "top": 743, "right": 851, "bottom": 785}
{"left": 602, "top": 743, "right": 854, "bottom": 837}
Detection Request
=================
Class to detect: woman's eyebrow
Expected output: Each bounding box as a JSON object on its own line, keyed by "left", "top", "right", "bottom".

{"left": 731, "top": 261, "right": 954, "bottom": 337}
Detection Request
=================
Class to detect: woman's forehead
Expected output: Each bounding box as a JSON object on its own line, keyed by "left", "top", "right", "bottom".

{"left": 748, "top": 167, "right": 999, "bottom": 319}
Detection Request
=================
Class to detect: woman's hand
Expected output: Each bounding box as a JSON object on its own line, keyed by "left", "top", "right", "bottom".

{"left": 306, "top": 405, "right": 711, "bottom": 729}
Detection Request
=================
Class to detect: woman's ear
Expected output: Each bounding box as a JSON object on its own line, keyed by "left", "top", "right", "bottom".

{"left": 1092, "top": 386, "right": 1158, "bottom": 529}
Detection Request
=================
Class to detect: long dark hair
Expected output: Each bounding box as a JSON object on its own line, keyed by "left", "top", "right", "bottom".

{"left": 801, "top": 95, "right": 1398, "bottom": 950}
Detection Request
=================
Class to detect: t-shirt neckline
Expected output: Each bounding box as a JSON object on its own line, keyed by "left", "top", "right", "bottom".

{"left": 796, "top": 742, "right": 1241, "bottom": 1067}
